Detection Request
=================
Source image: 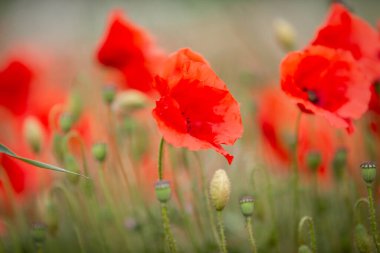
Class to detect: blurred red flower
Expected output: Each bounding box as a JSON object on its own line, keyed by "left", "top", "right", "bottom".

{"left": 96, "top": 10, "right": 165, "bottom": 94}
{"left": 280, "top": 45, "right": 371, "bottom": 131}
{"left": 152, "top": 48, "right": 243, "bottom": 164}
{"left": 0, "top": 59, "right": 33, "bottom": 117}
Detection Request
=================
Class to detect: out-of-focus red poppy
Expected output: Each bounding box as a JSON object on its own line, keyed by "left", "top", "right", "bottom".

{"left": 0, "top": 59, "right": 33, "bottom": 117}
{"left": 280, "top": 45, "right": 371, "bottom": 131}
{"left": 96, "top": 10, "right": 165, "bottom": 94}
{"left": 152, "top": 48, "right": 243, "bottom": 164}
{"left": 310, "top": 3, "right": 380, "bottom": 81}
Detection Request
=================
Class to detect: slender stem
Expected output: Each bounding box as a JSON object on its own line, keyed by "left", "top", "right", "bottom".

{"left": 246, "top": 217, "right": 257, "bottom": 253}
{"left": 161, "top": 203, "right": 177, "bottom": 253}
{"left": 354, "top": 198, "right": 370, "bottom": 224}
{"left": 293, "top": 112, "right": 302, "bottom": 249}
{"left": 298, "top": 216, "right": 317, "bottom": 253}
{"left": 158, "top": 138, "right": 165, "bottom": 180}
{"left": 367, "top": 186, "right": 380, "bottom": 253}
{"left": 217, "top": 211, "right": 228, "bottom": 253}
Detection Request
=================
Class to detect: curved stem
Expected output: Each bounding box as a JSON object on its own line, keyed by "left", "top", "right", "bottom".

{"left": 158, "top": 138, "right": 165, "bottom": 180}
{"left": 246, "top": 217, "right": 257, "bottom": 253}
{"left": 161, "top": 203, "right": 177, "bottom": 253}
{"left": 217, "top": 211, "right": 228, "bottom": 253}
{"left": 367, "top": 186, "right": 380, "bottom": 253}
{"left": 298, "top": 216, "right": 317, "bottom": 253}
{"left": 354, "top": 198, "right": 370, "bottom": 223}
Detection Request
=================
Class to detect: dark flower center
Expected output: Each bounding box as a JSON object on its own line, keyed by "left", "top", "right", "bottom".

{"left": 374, "top": 80, "right": 380, "bottom": 95}
{"left": 306, "top": 90, "right": 319, "bottom": 104}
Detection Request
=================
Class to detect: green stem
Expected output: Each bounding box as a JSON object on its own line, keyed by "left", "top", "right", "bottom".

{"left": 158, "top": 138, "right": 165, "bottom": 180}
{"left": 293, "top": 112, "right": 302, "bottom": 249}
{"left": 298, "top": 216, "right": 317, "bottom": 253}
{"left": 354, "top": 198, "right": 370, "bottom": 224}
{"left": 246, "top": 217, "right": 257, "bottom": 253}
{"left": 217, "top": 211, "right": 228, "bottom": 253}
{"left": 161, "top": 203, "right": 177, "bottom": 253}
{"left": 367, "top": 186, "right": 380, "bottom": 253}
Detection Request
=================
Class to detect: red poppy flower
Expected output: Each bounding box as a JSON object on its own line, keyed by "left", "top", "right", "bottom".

{"left": 280, "top": 45, "right": 371, "bottom": 131}
{"left": 152, "top": 48, "right": 243, "bottom": 164}
{"left": 96, "top": 10, "right": 165, "bottom": 93}
{"left": 310, "top": 3, "right": 380, "bottom": 79}
{"left": 0, "top": 59, "right": 33, "bottom": 117}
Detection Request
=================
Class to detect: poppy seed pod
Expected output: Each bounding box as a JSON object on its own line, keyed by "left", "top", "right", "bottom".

{"left": 92, "top": 143, "right": 107, "bottom": 163}
{"left": 209, "top": 169, "right": 231, "bottom": 211}
{"left": 102, "top": 85, "right": 116, "bottom": 105}
{"left": 361, "top": 161, "right": 376, "bottom": 185}
{"left": 23, "top": 116, "right": 44, "bottom": 154}
{"left": 298, "top": 245, "right": 312, "bottom": 253}
{"left": 354, "top": 223, "right": 371, "bottom": 253}
{"left": 59, "top": 113, "right": 73, "bottom": 134}
{"left": 273, "top": 18, "right": 296, "bottom": 51}
{"left": 31, "top": 223, "right": 47, "bottom": 247}
{"left": 306, "top": 151, "right": 322, "bottom": 172}
{"left": 155, "top": 180, "right": 171, "bottom": 203}
{"left": 239, "top": 196, "right": 254, "bottom": 217}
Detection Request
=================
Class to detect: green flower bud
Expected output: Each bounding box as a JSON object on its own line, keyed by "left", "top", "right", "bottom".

{"left": 355, "top": 223, "right": 371, "bottom": 253}
{"left": 306, "top": 150, "right": 322, "bottom": 173}
{"left": 23, "top": 116, "right": 44, "bottom": 154}
{"left": 273, "top": 18, "right": 296, "bottom": 52}
{"left": 361, "top": 161, "right": 376, "bottom": 186}
{"left": 68, "top": 91, "right": 83, "bottom": 122}
{"left": 239, "top": 196, "right": 254, "bottom": 217}
{"left": 64, "top": 154, "right": 81, "bottom": 185}
{"left": 298, "top": 245, "right": 312, "bottom": 253}
{"left": 45, "top": 200, "right": 59, "bottom": 236}
{"left": 31, "top": 223, "right": 46, "bottom": 247}
{"left": 59, "top": 113, "right": 73, "bottom": 134}
{"left": 92, "top": 143, "right": 107, "bottom": 163}
{"left": 155, "top": 180, "right": 171, "bottom": 203}
{"left": 113, "top": 90, "right": 148, "bottom": 115}
{"left": 52, "top": 133, "right": 64, "bottom": 163}
{"left": 209, "top": 169, "right": 231, "bottom": 211}
{"left": 103, "top": 85, "right": 116, "bottom": 105}
{"left": 332, "top": 148, "right": 347, "bottom": 181}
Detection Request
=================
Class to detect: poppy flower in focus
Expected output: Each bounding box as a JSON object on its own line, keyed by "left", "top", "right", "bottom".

{"left": 96, "top": 10, "right": 165, "bottom": 93}
{"left": 310, "top": 3, "right": 380, "bottom": 81}
{"left": 0, "top": 59, "right": 33, "bottom": 117}
{"left": 152, "top": 48, "right": 243, "bottom": 164}
{"left": 280, "top": 45, "right": 371, "bottom": 131}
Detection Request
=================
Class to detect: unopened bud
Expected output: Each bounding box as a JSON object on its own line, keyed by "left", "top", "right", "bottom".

{"left": 102, "top": 85, "right": 116, "bottom": 105}
{"left": 31, "top": 223, "right": 46, "bottom": 247}
{"left": 113, "top": 90, "right": 148, "bottom": 115}
{"left": 59, "top": 113, "right": 73, "bottom": 134}
{"left": 92, "top": 143, "right": 107, "bottom": 163}
{"left": 361, "top": 161, "right": 376, "bottom": 186}
{"left": 239, "top": 196, "right": 254, "bottom": 217}
{"left": 64, "top": 154, "right": 80, "bottom": 185}
{"left": 155, "top": 180, "right": 171, "bottom": 203}
{"left": 45, "top": 200, "right": 59, "bottom": 236}
{"left": 68, "top": 91, "right": 83, "bottom": 122}
{"left": 209, "top": 169, "right": 231, "bottom": 211}
{"left": 298, "top": 245, "right": 312, "bottom": 253}
{"left": 23, "top": 116, "right": 44, "bottom": 154}
{"left": 332, "top": 148, "right": 347, "bottom": 181}
{"left": 273, "top": 18, "right": 296, "bottom": 52}
{"left": 52, "top": 133, "right": 64, "bottom": 163}
{"left": 306, "top": 151, "right": 322, "bottom": 172}
{"left": 355, "top": 223, "right": 371, "bottom": 253}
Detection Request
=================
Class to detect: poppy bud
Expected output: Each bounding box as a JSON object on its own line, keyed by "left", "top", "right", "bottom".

{"left": 31, "top": 223, "right": 47, "bottom": 247}
{"left": 332, "top": 148, "right": 347, "bottom": 181}
{"left": 239, "top": 195, "right": 254, "bottom": 217}
{"left": 64, "top": 154, "right": 81, "bottom": 185}
{"left": 68, "top": 91, "right": 83, "bottom": 122}
{"left": 103, "top": 85, "right": 116, "bottom": 105}
{"left": 92, "top": 143, "right": 107, "bottom": 163}
{"left": 209, "top": 169, "right": 231, "bottom": 211}
{"left": 52, "top": 133, "right": 64, "bottom": 163}
{"left": 306, "top": 151, "right": 322, "bottom": 173}
{"left": 360, "top": 161, "right": 376, "bottom": 186}
{"left": 45, "top": 199, "right": 59, "bottom": 236}
{"left": 59, "top": 113, "right": 73, "bottom": 134}
{"left": 113, "top": 90, "right": 148, "bottom": 115}
{"left": 354, "top": 223, "right": 371, "bottom": 253}
{"left": 273, "top": 18, "right": 296, "bottom": 52}
{"left": 155, "top": 180, "right": 171, "bottom": 203}
{"left": 23, "top": 116, "right": 44, "bottom": 154}
{"left": 298, "top": 245, "right": 312, "bottom": 253}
